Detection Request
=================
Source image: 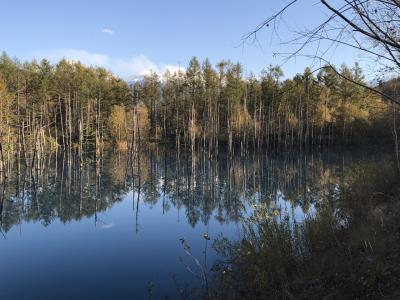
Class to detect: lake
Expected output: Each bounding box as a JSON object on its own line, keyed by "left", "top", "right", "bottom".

{"left": 0, "top": 146, "right": 392, "bottom": 299}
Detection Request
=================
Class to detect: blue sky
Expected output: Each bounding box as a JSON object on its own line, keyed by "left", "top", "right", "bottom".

{"left": 0, "top": 0, "right": 365, "bottom": 80}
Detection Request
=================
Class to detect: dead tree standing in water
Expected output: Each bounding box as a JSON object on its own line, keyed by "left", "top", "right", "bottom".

{"left": 0, "top": 138, "right": 5, "bottom": 180}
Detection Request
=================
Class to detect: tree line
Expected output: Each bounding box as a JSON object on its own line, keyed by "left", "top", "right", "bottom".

{"left": 0, "top": 52, "right": 396, "bottom": 164}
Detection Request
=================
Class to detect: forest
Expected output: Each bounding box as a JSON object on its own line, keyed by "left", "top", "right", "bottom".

{"left": 0, "top": 52, "right": 397, "bottom": 170}
{"left": 2, "top": 0, "right": 400, "bottom": 298}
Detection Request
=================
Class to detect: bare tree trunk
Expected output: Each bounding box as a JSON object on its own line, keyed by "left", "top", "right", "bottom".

{"left": 392, "top": 105, "right": 400, "bottom": 173}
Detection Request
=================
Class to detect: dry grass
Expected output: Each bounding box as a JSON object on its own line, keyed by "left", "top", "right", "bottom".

{"left": 210, "top": 160, "right": 400, "bottom": 299}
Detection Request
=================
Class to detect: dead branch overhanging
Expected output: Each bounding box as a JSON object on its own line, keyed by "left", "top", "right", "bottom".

{"left": 243, "top": 0, "right": 400, "bottom": 105}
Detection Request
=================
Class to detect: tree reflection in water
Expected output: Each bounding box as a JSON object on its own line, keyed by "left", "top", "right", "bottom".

{"left": 0, "top": 147, "right": 389, "bottom": 235}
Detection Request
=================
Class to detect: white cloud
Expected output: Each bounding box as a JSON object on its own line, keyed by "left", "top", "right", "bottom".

{"left": 161, "top": 64, "right": 184, "bottom": 75}
{"left": 101, "top": 28, "right": 114, "bottom": 35}
{"left": 46, "top": 49, "right": 109, "bottom": 66}
{"left": 101, "top": 222, "right": 114, "bottom": 229}
{"left": 40, "top": 49, "right": 183, "bottom": 80}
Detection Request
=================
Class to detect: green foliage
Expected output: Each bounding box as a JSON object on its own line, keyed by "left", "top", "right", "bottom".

{"left": 131, "top": 59, "right": 393, "bottom": 146}
{"left": 0, "top": 53, "right": 132, "bottom": 152}
{"left": 0, "top": 52, "right": 396, "bottom": 154}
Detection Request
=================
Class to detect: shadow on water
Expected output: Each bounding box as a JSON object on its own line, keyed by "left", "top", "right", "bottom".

{"left": 0, "top": 146, "right": 397, "bottom": 299}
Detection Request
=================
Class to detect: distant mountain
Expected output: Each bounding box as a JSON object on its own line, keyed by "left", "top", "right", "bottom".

{"left": 126, "top": 75, "right": 146, "bottom": 85}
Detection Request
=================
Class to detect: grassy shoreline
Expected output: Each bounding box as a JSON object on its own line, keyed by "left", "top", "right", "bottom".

{"left": 209, "top": 160, "right": 400, "bottom": 299}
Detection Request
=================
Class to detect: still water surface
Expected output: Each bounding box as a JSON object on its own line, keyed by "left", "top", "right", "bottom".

{"left": 0, "top": 147, "right": 390, "bottom": 299}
